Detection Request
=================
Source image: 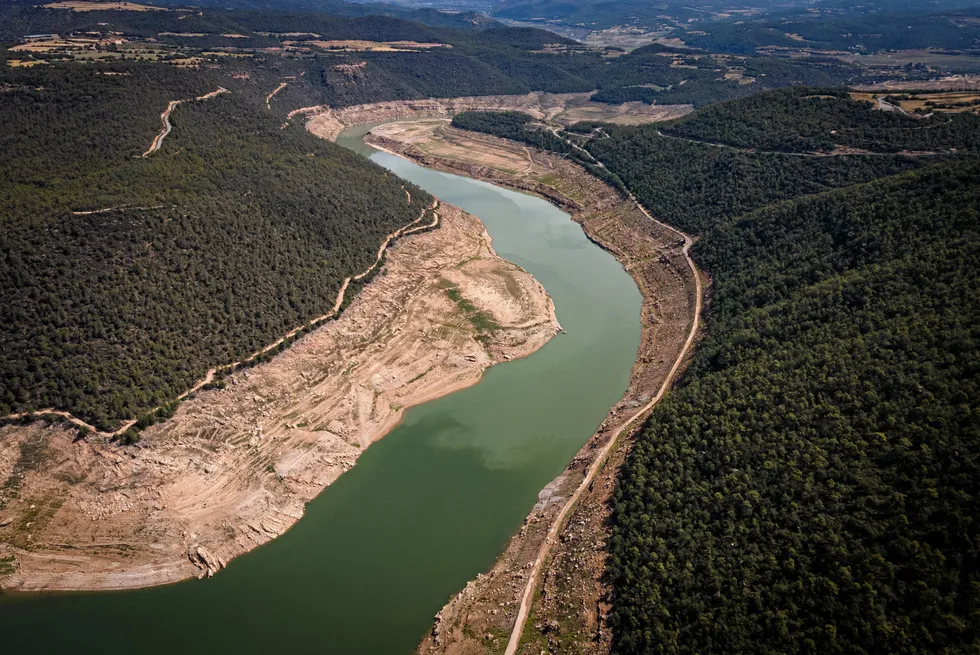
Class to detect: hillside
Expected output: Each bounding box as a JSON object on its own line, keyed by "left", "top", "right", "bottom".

{"left": 609, "top": 159, "right": 980, "bottom": 654}
{"left": 0, "top": 3, "right": 623, "bottom": 433}
{"left": 582, "top": 127, "right": 920, "bottom": 234}
{"left": 0, "top": 2, "right": 877, "bottom": 112}
{"left": 596, "top": 91, "right": 980, "bottom": 654}
{"left": 0, "top": 63, "right": 431, "bottom": 430}
{"left": 451, "top": 107, "right": 923, "bottom": 234}
{"left": 450, "top": 86, "right": 980, "bottom": 233}
{"left": 678, "top": 7, "right": 980, "bottom": 55}
{"left": 659, "top": 87, "right": 980, "bottom": 153}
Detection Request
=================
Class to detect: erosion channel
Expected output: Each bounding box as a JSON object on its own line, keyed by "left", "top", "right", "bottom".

{"left": 0, "top": 123, "right": 641, "bottom": 653}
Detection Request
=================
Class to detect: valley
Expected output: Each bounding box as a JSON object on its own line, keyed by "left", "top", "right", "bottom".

{"left": 2, "top": 1, "right": 979, "bottom": 653}
{"left": 0, "top": 114, "right": 649, "bottom": 654}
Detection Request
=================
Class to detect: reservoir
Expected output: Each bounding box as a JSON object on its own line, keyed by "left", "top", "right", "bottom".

{"left": 0, "top": 122, "right": 641, "bottom": 654}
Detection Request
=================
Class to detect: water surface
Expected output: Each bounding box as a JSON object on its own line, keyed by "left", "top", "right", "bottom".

{"left": 0, "top": 123, "right": 641, "bottom": 654}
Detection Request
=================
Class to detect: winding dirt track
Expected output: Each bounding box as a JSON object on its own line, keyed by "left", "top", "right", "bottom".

{"left": 1, "top": 199, "right": 436, "bottom": 437}
{"left": 141, "top": 87, "right": 229, "bottom": 157}
{"left": 502, "top": 170, "right": 703, "bottom": 655}
{"left": 265, "top": 81, "right": 287, "bottom": 110}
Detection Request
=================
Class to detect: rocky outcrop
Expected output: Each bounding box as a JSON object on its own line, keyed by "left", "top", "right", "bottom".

{"left": 188, "top": 545, "right": 225, "bottom": 579}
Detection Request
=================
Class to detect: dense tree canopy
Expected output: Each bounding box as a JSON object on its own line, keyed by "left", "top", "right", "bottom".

{"left": 660, "top": 87, "right": 980, "bottom": 153}
{"left": 448, "top": 89, "right": 980, "bottom": 653}
{"left": 0, "top": 64, "right": 430, "bottom": 430}
{"left": 609, "top": 160, "right": 980, "bottom": 654}
{"left": 583, "top": 127, "right": 920, "bottom": 233}
{"left": 449, "top": 108, "right": 923, "bottom": 234}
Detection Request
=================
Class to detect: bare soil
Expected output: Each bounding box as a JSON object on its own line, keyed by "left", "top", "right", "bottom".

{"left": 300, "top": 92, "right": 690, "bottom": 139}
{"left": 0, "top": 205, "right": 558, "bottom": 591}
{"left": 360, "top": 122, "right": 700, "bottom": 655}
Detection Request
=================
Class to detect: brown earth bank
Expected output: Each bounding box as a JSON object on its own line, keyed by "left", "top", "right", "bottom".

{"left": 0, "top": 203, "right": 559, "bottom": 591}
{"left": 299, "top": 91, "right": 691, "bottom": 141}
{"left": 356, "top": 121, "right": 700, "bottom": 655}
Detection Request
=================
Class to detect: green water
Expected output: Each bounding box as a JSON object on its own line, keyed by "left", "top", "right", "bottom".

{"left": 0, "top": 125, "right": 640, "bottom": 654}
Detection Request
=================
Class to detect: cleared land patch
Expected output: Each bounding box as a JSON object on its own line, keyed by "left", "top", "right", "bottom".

{"left": 8, "top": 35, "right": 196, "bottom": 66}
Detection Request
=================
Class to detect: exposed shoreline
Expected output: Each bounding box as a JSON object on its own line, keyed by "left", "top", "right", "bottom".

{"left": 344, "top": 119, "right": 700, "bottom": 655}
{"left": 0, "top": 198, "right": 559, "bottom": 592}
{"left": 0, "top": 98, "right": 687, "bottom": 596}
{"left": 301, "top": 92, "right": 691, "bottom": 142}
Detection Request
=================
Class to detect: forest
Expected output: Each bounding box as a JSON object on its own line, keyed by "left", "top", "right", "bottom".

{"left": 594, "top": 95, "right": 980, "bottom": 653}
{"left": 0, "top": 63, "right": 430, "bottom": 430}
{"left": 449, "top": 108, "right": 923, "bottom": 234}
{"left": 0, "top": 1, "right": 873, "bottom": 113}
{"left": 676, "top": 7, "right": 980, "bottom": 55}
{"left": 590, "top": 48, "right": 862, "bottom": 108}
{"left": 608, "top": 159, "right": 980, "bottom": 655}
{"left": 660, "top": 87, "right": 980, "bottom": 153}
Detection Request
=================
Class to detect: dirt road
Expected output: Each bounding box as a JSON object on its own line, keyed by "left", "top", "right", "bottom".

{"left": 502, "top": 161, "right": 703, "bottom": 655}
{"left": 266, "top": 81, "right": 287, "bottom": 110}
{"left": 141, "top": 87, "right": 228, "bottom": 157}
